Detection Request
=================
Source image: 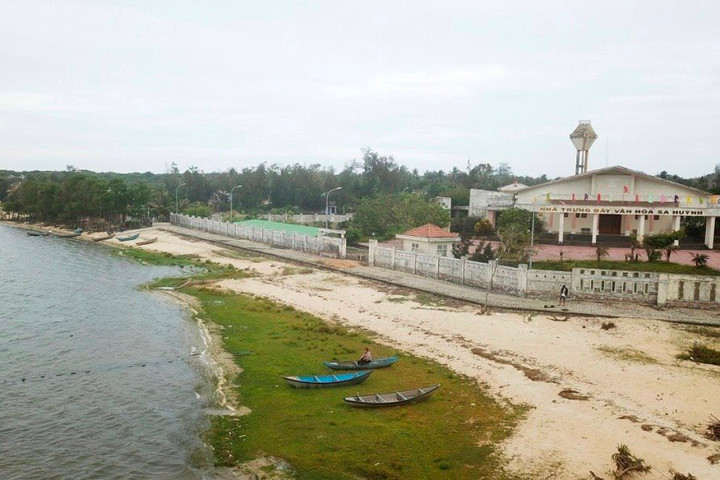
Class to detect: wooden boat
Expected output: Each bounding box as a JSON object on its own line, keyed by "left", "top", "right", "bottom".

{"left": 116, "top": 233, "right": 140, "bottom": 242}
{"left": 54, "top": 231, "right": 82, "bottom": 238}
{"left": 282, "top": 371, "right": 372, "bottom": 388}
{"left": 27, "top": 231, "right": 49, "bottom": 237}
{"left": 344, "top": 384, "right": 441, "bottom": 408}
{"left": 324, "top": 356, "right": 398, "bottom": 371}
{"left": 135, "top": 237, "right": 158, "bottom": 246}
{"left": 73, "top": 228, "right": 83, "bottom": 234}
{"left": 92, "top": 233, "right": 115, "bottom": 242}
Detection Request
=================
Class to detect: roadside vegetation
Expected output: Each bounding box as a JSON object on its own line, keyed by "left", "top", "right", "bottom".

{"left": 532, "top": 260, "right": 720, "bottom": 276}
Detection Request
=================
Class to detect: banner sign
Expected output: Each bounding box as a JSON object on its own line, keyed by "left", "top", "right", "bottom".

{"left": 533, "top": 205, "right": 714, "bottom": 217}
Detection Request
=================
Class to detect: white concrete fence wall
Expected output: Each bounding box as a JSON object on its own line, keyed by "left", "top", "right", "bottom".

{"left": 170, "top": 214, "right": 347, "bottom": 258}
{"left": 368, "top": 240, "right": 720, "bottom": 306}
{"left": 262, "top": 213, "right": 353, "bottom": 225}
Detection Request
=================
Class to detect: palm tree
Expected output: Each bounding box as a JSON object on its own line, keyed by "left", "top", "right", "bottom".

{"left": 664, "top": 244, "right": 678, "bottom": 262}
{"left": 691, "top": 253, "right": 709, "bottom": 268}
{"left": 595, "top": 245, "right": 610, "bottom": 263}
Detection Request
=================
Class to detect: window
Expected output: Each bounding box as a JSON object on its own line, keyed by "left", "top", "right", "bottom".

{"left": 436, "top": 245, "right": 448, "bottom": 257}
{"left": 653, "top": 215, "right": 660, "bottom": 220}
{"left": 411, "top": 243, "right": 419, "bottom": 253}
{"left": 563, "top": 213, "right": 569, "bottom": 217}
{"left": 581, "top": 213, "right": 587, "bottom": 218}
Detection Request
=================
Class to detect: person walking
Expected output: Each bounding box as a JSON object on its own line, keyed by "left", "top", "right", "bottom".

{"left": 559, "top": 285, "right": 569, "bottom": 306}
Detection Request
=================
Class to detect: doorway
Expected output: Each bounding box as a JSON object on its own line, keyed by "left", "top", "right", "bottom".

{"left": 599, "top": 214, "right": 622, "bottom": 235}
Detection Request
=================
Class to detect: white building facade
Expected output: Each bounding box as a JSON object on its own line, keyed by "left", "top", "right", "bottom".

{"left": 474, "top": 166, "right": 718, "bottom": 248}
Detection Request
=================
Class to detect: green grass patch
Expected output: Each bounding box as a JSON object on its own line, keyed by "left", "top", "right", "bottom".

{"left": 678, "top": 344, "right": 720, "bottom": 366}
{"left": 597, "top": 346, "right": 658, "bottom": 364}
{"left": 532, "top": 260, "right": 719, "bottom": 275}
{"left": 280, "top": 266, "right": 314, "bottom": 275}
{"left": 680, "top": 325, "right": 720, "bottom": 340}
{"left": 185, "top": 287, "right": 521, "bottom": 479}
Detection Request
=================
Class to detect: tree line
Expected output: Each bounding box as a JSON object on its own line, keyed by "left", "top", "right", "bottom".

{"left": 1, "top": 150, "right": 718, "bottom": 231}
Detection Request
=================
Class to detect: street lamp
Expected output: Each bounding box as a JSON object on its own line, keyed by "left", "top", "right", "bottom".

{"left": 230, "top": 184, "right": 242, "bottom": 222}
{"left": 324, "top": 187, "right": 342, "bottom": 229}
{"left": 175, "top": 182, "right": 186, "bottom": 214}
{"left": 529, "top": 203, "right": 536, "bottom": 269}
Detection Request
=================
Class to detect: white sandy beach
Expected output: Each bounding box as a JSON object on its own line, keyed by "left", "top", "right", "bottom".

{"left": 125, "top": 227, "right": 720, "bottom": 479}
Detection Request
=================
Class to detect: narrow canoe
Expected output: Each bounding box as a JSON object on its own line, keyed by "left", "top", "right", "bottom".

{"left": 324, "top": 356, "right": 398, "bottom": 370}
{"left": 54, "top": 231, "right": 82, "bottom": 238}
{"left": 135, "top": 237, "right": 158, "bottom": 246}
{"left": 73, "top": 228, "right": 84, "bottom": 234}
{"left": 283, "top": 371, "right": 372, "bottom": 388}
{"left": 117, "top": 233, "right": 140, "bottom": 242}
{"left": 27, "top": 231, "right": 44, "bottom": 237}
{"left": 93, "top": 233, "right": 115, "bottom": 242}
{"left": 344, "top": 384, "right": 441, "bottom": 408}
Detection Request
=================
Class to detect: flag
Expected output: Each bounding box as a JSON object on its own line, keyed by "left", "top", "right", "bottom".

{"left": 660, "top": 194, "right": 666, "bottom": 203}
{"left": 608, "top": 194, "right": 613, "bottom": 202}
{"left": 648, "top": 195, "right": 653, "bottom": 203}
{"left": 635, "top": 194, "right": 639, "bottom": 202}
{"left": 700, "top": 197, "right": 704, "bottom": 204}
{"left": 546, "top": 193, "right": 550, "bottom": 202}
{"left": 571, "top": 193, "right": 576, "bottom": 201}
{"left": 623, "top": 185, "right": 629, "bottom": 193}
{"left": 713, "top": 195, "right": 718, "bottom": 205}
{"left": 687, "top": 195, "right": 692, "bottom": 205}
{"left": 674, "top": 194, "right": 679, "bottom": 203}
{"left": 584, "top": 193, "right": 589, "bottom": 201}
{"left": 597, "top": 193, "right": 601, "bottom": 202}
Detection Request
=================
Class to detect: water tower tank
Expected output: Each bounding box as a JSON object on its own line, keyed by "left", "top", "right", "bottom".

{"left": 570, "top": 120, "right": 597, "bottom": 175}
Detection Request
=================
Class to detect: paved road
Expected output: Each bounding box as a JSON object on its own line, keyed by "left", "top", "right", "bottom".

{"left": 156, "top": 224, "right": 720, "bottom": 327}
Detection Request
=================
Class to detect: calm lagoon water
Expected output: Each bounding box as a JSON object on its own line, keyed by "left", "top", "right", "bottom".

{"left": 0, "top": 224, "right": 214, "bottom": 479}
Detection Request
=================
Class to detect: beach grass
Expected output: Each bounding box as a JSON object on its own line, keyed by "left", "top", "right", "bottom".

{"left": 183, "top": 285, "right": 522, "bottom": 480}
{"left": 678, "top": 344, "right": 720, "bottom": 366}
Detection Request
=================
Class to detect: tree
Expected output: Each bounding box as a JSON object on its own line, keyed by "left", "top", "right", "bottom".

{"left": 351, "top": 193, "right": 450, "bottom": 240}
{"left": 595, "top": 246, "right": 609, "bottom": 263}
{"left": 691, "top": 253, "right": 709, "bottom": 268}
{"left": 643, "top": 231, "right": 685, "bottom": 263}
{"left": 495, "top": 208, "right": 543, "bottom": 262}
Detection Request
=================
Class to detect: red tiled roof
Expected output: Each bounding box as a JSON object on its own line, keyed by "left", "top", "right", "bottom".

{"left": 400, "top": 223, "right": 458, "bottom": 239}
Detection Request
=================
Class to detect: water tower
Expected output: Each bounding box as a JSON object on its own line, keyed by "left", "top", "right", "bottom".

{"left": 570, "top": 120, "right": 597, "bottom": 175}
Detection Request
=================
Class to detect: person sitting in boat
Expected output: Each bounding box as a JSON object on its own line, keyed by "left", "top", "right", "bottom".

{"left": 357, "top": 348, "right": 372, "bottom": 365}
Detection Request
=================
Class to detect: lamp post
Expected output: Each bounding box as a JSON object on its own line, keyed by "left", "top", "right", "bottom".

{"left": 324, "top": 187, "right": 342, "bottom": 229}
{"left": 529, "top": 203, "right": 536, "bottom": 269}
{"left": 175, "top": 182, "right": 186, "bottom": 214}
{"left": 230, "top": 184, "right": 242, "bottom": 222}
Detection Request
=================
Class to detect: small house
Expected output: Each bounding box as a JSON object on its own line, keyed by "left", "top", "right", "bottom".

{"left": 396, "top": 223, "right": 460, "bottom": 257}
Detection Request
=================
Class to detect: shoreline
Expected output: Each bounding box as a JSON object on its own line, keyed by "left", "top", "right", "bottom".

{"left": 7, "top": 220, "right": 720, "bottom": 478}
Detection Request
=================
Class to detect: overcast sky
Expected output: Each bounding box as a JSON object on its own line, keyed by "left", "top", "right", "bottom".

{"left": 1, "top": 1, "right": 719, "bottom": 178}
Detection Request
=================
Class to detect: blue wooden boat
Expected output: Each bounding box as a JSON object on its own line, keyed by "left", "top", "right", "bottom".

{"left": 117, "top": 233, "right": 140, "bottom": 242}
{"left": 324, "top": 356, "right": 398, "bottom": 371}
{"left": 73, "top": 228, "right": 83, "bottom": 234}
{"left": 282, "top": 371, "right": 372, "bottom": 388}
{"left": 344, "top": 384, "right": 440, "bottom": 408}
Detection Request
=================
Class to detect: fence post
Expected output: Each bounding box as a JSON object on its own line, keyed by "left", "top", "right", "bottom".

{"left": 413, "top": 252, "right": 417, "bottom": 274}
{"left": 461, "top": 256, "right": 467, "bottom": 285}
{"left": 518, "top": 264, "right": 528, "bottom": 296}
{"left": 656, "top": 273, "right": 669, "bottom": 305}
{"left": 368, "top": 239, "right": 377, "bottom": 266}
{"left": 435, "top": 257, "right": 440, "bottom": 278}
{"left": 389, "top": 247, "right": 396, "bottom": 270}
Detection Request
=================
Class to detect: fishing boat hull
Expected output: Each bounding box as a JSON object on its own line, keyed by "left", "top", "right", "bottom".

{"left": 324, "top": 356, "right": 398, "bottom": 370}
{"left": 344, "top": 384, "right": 440, "bottom": 408}
{"left": 117, "top": 233, "right": 139, "bottom": 242}
{"left": 283, "top": 371, "right": 372, "bottom": 388}
{"left": 54, "top": 232, "right": 82, "bottom": 238}
{"left": 135, "top": 237, "right": 158, "bottom": 246}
